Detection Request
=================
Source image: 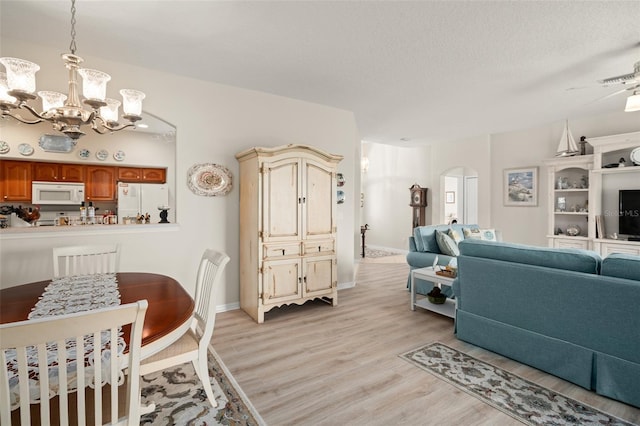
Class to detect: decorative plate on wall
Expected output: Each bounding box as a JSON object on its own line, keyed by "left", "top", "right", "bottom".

{"left": 630, "top": 147, "right": 640, "bottom": 166}
{"left": 39, "top": 134, "right": 76, "bottom": 153}
{"left": 18, "top": 143, "right": 34, "bottom": 156}
{"left": 113, "top": 150, "right": 126, "bottom": 161}
{"left": 0, "top": 141, "right": 9, "bottom": 154}
{"left": 96, "top": 149, "right": 109, "bottom": 161}
{"left": 187, "top": 163, "right": 233, "bottom": 196}
{"left": 78, "top": 148, "right": 90, "bottom": 159}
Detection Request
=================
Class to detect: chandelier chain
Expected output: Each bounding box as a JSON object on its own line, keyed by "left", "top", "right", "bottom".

{"left": 69, "top": 0, "right": 77, "bottom": 54}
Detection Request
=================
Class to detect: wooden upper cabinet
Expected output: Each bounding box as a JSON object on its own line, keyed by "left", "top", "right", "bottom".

{"left": 1, "top": 160, "right": 32, "bottom": 202}
{"left": 86, "top": 166, "right": 116, "bottom": 201}
{"left": 60, "top": 164, "right": 85, "bottom": 182}
{"left": 142, "top": 168, "right": 166, "bottom": 183}
{"left": 117, "top": 167, "right": 166, "bottom": 183}
{"left": 117, "top": 167, "right": 141, "bottom": 181}
{"left": 0, "top": 161, "right": 164, "bottom": 203}
{"left": 33, "top": 162, "right": 85, "bottom": 182}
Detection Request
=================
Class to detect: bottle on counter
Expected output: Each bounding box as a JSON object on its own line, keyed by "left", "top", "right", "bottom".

{"left": 79, "top": 201, "right": 86, "bottom": 224}
{"left": 88, "top": 202, "right": 95, "bottom": 224}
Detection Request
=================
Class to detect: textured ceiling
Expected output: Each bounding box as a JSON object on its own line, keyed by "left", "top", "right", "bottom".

{"left": 1, "top": 1, "right": 639, "bottom": 145}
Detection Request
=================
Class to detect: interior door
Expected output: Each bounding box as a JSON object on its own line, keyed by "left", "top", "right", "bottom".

{"left": 464, "top": 176, "right": 478, "bottom": 224}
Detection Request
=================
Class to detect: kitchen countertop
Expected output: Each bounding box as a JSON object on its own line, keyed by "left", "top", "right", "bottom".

{"left": 0, "top": 223, "right": 180, "bottom": 239}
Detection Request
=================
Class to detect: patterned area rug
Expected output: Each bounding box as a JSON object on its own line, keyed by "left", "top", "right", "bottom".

{"left": 400, "top": 342, "right": 635, "bottom": 426}
{"left": 140, "top": 349, "right": 264, "bottom": 425}
{"left": 363, "top": 247, "right": 403, "bottom": 258}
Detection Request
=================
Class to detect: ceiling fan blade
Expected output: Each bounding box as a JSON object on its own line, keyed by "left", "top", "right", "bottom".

{"left": 587, "top": 85, "right": 638, "bottom": 105}
{"left": 598, "top": 72, "right": 637, "bottom": 85}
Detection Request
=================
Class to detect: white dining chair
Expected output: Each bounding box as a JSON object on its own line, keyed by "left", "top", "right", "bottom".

{"left": 0, "top": 300, "right": 148, "bottom": 426}
{"left": 139, "top": 249, "right": 230, "bottom": 408}
{"left": 53, "top": 244, "right": 120, "bottom": 278}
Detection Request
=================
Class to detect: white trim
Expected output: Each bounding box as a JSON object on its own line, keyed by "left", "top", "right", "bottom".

{"left": 0, "top": 223, "right": 181, "bottom": 240}
{"left": 216, "top": 302, "right": 240, "bottom": 313}
{"left": 338, "top": 281, "right": 355, "bottom": 290}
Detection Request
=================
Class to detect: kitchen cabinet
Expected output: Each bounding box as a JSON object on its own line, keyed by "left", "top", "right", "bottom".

{"left": 86, "top": 166, "right": 116, "bottom": 201}
{"left": 117, "top": 167, "right": 166, "bottom": 183}
{"left": 236, "top": 144, "right": 342, "bottom": 323}
{"left": 0, "top": 160, "right": 32, "bottom": 202}
{"left": 33, "top": 162, "right": 85, "bottom": 182}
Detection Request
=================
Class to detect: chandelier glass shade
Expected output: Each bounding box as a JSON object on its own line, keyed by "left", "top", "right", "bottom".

{"left": 625, "top": 91, "right": 640, "bottom": 112}
{"left": 0, "top": 1, "right": 144, "bottom": 140}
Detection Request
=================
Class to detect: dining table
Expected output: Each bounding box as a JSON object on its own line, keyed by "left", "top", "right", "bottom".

{"left": 0, "top": 272, "right": 195, "bottom": 360}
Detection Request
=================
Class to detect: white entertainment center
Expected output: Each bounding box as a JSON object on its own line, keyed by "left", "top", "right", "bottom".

{"left": 546, "top": 131, "right": 640, "bottom": 256}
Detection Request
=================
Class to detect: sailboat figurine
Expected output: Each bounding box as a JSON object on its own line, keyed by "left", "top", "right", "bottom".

{"left": 555, "top": 120, "right": 579, "bottom": 157}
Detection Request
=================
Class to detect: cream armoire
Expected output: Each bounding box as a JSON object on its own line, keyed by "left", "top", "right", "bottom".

{"left": 235, "top": 144, "right": 343, "bottom": 323}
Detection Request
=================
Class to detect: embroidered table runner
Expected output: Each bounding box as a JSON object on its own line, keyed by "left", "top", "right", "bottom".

{"left": 6, "top": 273, "right": 123, "bottom": 409}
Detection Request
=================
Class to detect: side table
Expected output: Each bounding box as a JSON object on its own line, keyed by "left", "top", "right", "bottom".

{"left": 410, "top": 267, "right": 456, "bottom": 318}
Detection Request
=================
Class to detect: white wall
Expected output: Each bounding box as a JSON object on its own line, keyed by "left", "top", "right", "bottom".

{"left": 360, "top": 142, "right": 430, "bottom": 250}
{"left": 0, "top": 39, "right": 360, "bottom": 305}
{"left": 491, "top": 111, "right": 640, "bottom": 245}
{"left": 361, "top": 111, "right": 639, "bottom": 250}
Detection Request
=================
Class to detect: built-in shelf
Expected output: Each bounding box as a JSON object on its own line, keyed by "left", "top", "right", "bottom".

{"left": 554, "top": 212, "right": 588, "bottom": 215}
{"left": 548, "top": 235, "right": 589, "bottom": 240}
{"left": 545, "top": 131, "right": 640, "bottom": 255}
{"left": 592, "top": 166, "right": 640, "bottom": 175}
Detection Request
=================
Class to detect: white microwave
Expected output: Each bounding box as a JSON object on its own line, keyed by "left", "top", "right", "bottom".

{"left": 32, "top": 181, "right": 85, "bottom": 205}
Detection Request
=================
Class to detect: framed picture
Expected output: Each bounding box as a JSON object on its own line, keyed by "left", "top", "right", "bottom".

{"left": 504, "top": 167, "right": 538, "bottom": 206}
{"left": 445, "top": 191, "right": 455, "bottom": 203}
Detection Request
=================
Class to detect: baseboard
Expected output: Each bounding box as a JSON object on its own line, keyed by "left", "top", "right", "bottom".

{"left": 338, "top": 281, "right": 355, "bottom": 290}
{"left": 217, "top": 301, "right": 240, "bottom": 313}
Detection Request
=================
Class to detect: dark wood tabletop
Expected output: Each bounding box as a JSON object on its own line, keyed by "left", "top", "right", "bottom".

{"left": 0, "top": 272, "right": 195, "bottom": 349}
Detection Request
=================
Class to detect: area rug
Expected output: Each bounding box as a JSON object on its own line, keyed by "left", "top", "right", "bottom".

{"left": 400, "top": 342, "right": 636, "bottom": 426}
{"left": 140, "top": 349, "right": 264, "bottom": 425}
{"left": 363, "top": 246, "right": 402, "bottom": 258}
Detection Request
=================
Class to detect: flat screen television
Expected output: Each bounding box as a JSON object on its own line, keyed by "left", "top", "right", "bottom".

{"left": 619, "top": 189, "right": 640, "bottom": 241}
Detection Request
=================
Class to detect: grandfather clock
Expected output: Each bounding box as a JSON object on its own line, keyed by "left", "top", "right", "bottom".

{"left": 409, "top": 184, "right": 428, "bottom": 229}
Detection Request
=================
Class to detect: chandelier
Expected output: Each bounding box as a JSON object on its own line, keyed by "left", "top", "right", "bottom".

{"left": 0, "top": 0, "right": 145, "bottom": 140}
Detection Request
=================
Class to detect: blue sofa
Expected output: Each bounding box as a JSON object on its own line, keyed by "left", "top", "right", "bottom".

{"left": 452, "top": 239, "right": 640, "bottom": 408}
{"left": 406, "top": 224, "right": 481, "bottom": 295}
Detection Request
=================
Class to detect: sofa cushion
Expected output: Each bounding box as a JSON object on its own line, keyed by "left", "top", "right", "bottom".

{"left": 413, "top": 224, "right": 478, "bottom": 253}
{"left": 601, "top": 253, "right": 640, "bottom": 281}
{"left": 436, "top": 230, "right": 460, "bottom": 256}
{"left": 448, "top": 228, "right": 463, "bottom": 243}
{"left": 458, "top": 239, "right": 601, "bottom": 274}
{"left": 463, "top": 227, "right": 497, "bottom": 241}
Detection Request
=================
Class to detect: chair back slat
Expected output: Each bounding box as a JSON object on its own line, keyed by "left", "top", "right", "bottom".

{"left": 194, "top": 250, "right": 230, "bottom": 342}
{"left": 53, "top": 245, "right": 120, "bottom": 278}
{"left": 0, "top": 300, "right": 147, "bottom": 426}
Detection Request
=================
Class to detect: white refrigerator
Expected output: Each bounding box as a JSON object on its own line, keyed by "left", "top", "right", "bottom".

{"left": 117, "top": 182, "right": 169, "bottom": 224}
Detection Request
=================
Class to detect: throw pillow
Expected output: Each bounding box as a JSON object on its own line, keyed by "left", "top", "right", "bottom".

{"left": 448, "top": 228, "right": 462, "bottom": 243}
{"left": 436, "top": 230, "right": 460, "bottom": 256}
{"left": 463, "top": 227, "right": 497, "bottom": 241}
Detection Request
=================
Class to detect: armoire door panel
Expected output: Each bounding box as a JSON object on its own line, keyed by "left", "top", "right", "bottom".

{"left": 303, "top": 256, "right": 335, "bottom": 296}
{"left": 304, "top": 160, "right": 334, "bottom": 238}
{"left": 262, "top": 160, "right": 301, "bottom": 241}
{"left": 262, "top": 259, "right": 302, "bottom": 303}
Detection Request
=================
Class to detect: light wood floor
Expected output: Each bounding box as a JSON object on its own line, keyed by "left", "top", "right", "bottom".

{"left": 212, "top": 257, "right": 640, "bottom": 425}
